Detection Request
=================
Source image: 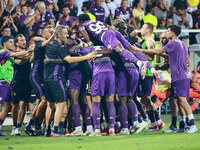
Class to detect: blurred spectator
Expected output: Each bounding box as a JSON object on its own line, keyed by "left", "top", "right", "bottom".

{"left": 48, "top": 16, "right": 56, "bottom": 27}
{"left": 187, "top": 0, "right": 200, "bottom": 14}
{"left": 29, "top": 14, "right": 41, "bottom": 36}
{"left": 35, "top": 1, "right": 46, "bottom": 26}
{"left": 0, "top": 26, "right": 11, "bottom": 45}
{"left": 132, "top": 0, "right": 144, "bottom": 28}
{"left": 0, "top": 16, "right": 18, "bottom": 36}
{"left": 172, "top": 0, "right": 188, "bottom": 13}
{"left": 115, "top": 0, "right": 137, "bottom": 28}
{"left": 154, "top": 0, "right": 170, "bottom": 20}
{"left": 26, "top": 1, "right": 35, "bottom": 16}
{"left": 158, "top": 19, "right": 167, "bottom": 29}
{"left": 66, "top": 0, "right": 78, "bottom": 17}
{"left": 113, "top": 0, "right": 133, "bottom": 8}
{"left": 173, "top": 4, "right": 193, "bottom": 48}
{"left": 166, "top": 16, "right": 173, "bottom": 28}
{"left": 193, "top": 10, "right": 200, "bottom": 43}
{"left": 89, "top": 0, "right": 105, "bottom": 23}
{"left": 18, "top": 4, "right": 28, "bottom": 24}
{"left": 102, "top": 0, "right": 117, "bottom": 25}
{"left": 58, "top": 4, "right": 77, "bottom": 29}
{"left": 141, "top": 5, "right": 158, "bottom": 31}
{"left": 82, "top": 1, "right": 96, "bottom": 21}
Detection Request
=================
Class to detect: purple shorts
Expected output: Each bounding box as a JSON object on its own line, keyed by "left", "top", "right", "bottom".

{"left": 102, "top": 30, "right": 131, "bottom": 49}
{"left": 67, "top": 73, "right": 82, "bottom": 89}
{"left": 91, "top": 72, "right": 115, "bottom": 96}
{"left": 118, "top": 72, "right": 139, "bottom": 97}
{"left": 0, "top": 80, "right": 13, "bottom": 104}
{"left": 171, "top": 79, "right": 190, "bottom": 99}
{"left": 138, "top": 76, "right": 153, "bottom": 97}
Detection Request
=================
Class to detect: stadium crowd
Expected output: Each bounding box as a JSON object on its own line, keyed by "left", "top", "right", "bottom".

{"left": 0, "top": 0, "right": 200, "bottom": 137}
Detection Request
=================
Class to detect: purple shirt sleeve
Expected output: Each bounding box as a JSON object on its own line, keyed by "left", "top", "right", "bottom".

{"left": 128, "top": 7, "right": 134, "bottom": 18}
{"left": 79, "top": 47, "right": 94, "bottom": 56}
{"left": 115, "top": 8, "right": 120, "bottom": 17}
{"left": 0, "top": 51, "right": 11, "bottom": 62}
{"left": 162, "top": 41, "right": 174, "bottom": 54}
{"left": 18, "top": 14, "right": 27, "bottom": 24}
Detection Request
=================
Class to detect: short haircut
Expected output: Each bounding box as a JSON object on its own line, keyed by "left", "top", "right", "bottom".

{"left": 176, "top": 3, "right": 185, "bottom": 11}
{"left": 78, "top": 14, "right": 90, "bottom": 22}
{"left": 21, "top": 4, "right": 28, "bottom": 8}
{"left": 145, "top": 5, "right": 152, "bottom": 13}
{"left": 14, "top": 34, "right": 25, "bottom": 46}
{"left": 35, "top": 1, "right": 46, "bottom": 10}
{"left": 1, "top": 26, "right": 10, "bottom": 32}
{"left": 145, "top": 23, "right": 154, "bottom": 33}
{"left": 82, "top": 1, "right": 91, "bottom": 10}
{"left": 62, "top": 4, "right": 70, "bottom": 10}
{"left": 112, "top": 19, "right": 127, "bottom": 35}
{"left": 127, "top": 24, "right": 134, "bottom": 34}
{"left": 1, "top": 36, "right": 13, "bottom": 47}
{"left": 25, "top": 1, "right": 34, "bottom": 8}
{"left": 168, "top": 25, "right": 181, "bottom": 36}
{"left": 55, "top": 26, "right": 67, "bottom": 38}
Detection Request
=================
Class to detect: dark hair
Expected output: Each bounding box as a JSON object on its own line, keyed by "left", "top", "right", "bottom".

{"left": 62, "top": 4, "right": 70, "bottom": 10}
{"left": 1, "top": 36, "right": 13, "bottom": 47}
{"left": 176, "top": 4, "right": 185, "bottom": 11}
{"left": 158, "top": 19, "right": 165, "bottom": 26}
{"left": 25, "top": 1, "right": 34, "bottom": 8}
{"left": 112, "top": 19, "right": 127, "bottom": 35}
{"left": 166, "top": 16, "right": 172, "bottom": 20}
{"left": 127, "top": 24, "right": 134, "bottom": 34}
{"left": 1, "top": 26, "right": 10, "bottom": 32}
{"left": 83, "top": 1, "right": 92, "bottom": 10}
{"left": 168, "top": 25, "right": 181, "bottom": 36}
{"left": 145, "top": 5, "right": 152, "bottom": 13}
{"left": 14, "top": 34, "right": 24, "bottom": 46}
{"left": 132, "top": 0, "right": 140, "bottom": 9}
{"left": 78, "top": 14, "right": 90, "bottom": 22}
{"left": 21, "top": 4, "right": 28, "bottom": 8}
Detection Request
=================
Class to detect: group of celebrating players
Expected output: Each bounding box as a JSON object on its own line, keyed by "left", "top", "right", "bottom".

{"left": 0, "top": 13, "right": 198, "bottom": 137}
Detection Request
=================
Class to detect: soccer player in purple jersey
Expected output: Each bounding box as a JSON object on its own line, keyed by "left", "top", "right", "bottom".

{"left": 70, "top": 45, "right": 116, "bottom": 136}
{"left": 44, "top": 26, "right": 97, "bottom": 137}
{"left": 77, "top": 14, "right": 158, "bottom": 80}
{"left": 0, "top": 36, "right": 33, "bottom": 136}
{"left": 134, "top": 25, "right": 197, "bottom": 134}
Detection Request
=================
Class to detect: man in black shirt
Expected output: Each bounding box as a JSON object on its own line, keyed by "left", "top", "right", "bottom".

{"left": 44, "top": 25, "right": 97, "bottom": 137}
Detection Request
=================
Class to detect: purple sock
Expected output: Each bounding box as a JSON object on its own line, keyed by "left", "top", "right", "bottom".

{"left": 84, "top": 104, "right": 92, "bottom": 126}
{"left": 135, "top": 51, "right": 152, "bottom": 70}
{"left": 0, "top": 119, "right": 4, "bottom": 126}
{"left": 128, "top": 101, "right": 138, "bottom": 122}
{"left": 92, "top": 102, "right": 101, "bottom": 130}
{"left": 154, "top": 110, "right": 160, "bottom": 121}
{"left": 120, "top": 106, "right": 128, "bottom": 128}
{"left": 189, "top": 119, "right": 195, "bottom": 126}
{"left": 106, "top": 101, "right": 116, "bottom": 129}
{"left": 133, "top": 99, "right": 147, "bottom": 119}
{"left": 121, "top": 49, "right": 138, "bottom": 64}
{"left": 116, "top": 107, "right": 121, "bottom": 122}
{"left": 147, "top": 110, "right": 156, "bottom": 123}
{"left": 71, "top": 104, "right": 81, "bottom": 127}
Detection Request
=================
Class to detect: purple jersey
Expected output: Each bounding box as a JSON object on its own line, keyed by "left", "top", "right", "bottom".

{"left": 41, "top": 10, "right": 55, "bottom": 26}
{"left": 115, "top": 7, "right": 134, "bottom": 22}
{"left": 0, "top": 50, "right": 11, "bottom": 62}
{"left": 162, "top": 39, "right": 189, "bottom": 82}
{"left": 58, "top": 16, "right": 77, "bottom": 29}
{"left": 79, "top": 20, "right": 108, "bottom": 44}
{"left": 89, "top": 5, "right": 105, "bottom": 23}
{"left": 79, "top": 46, "right": 114, "bottom": 76}
{"left": 18, "top": 14, "right": 27, "bottom": 24}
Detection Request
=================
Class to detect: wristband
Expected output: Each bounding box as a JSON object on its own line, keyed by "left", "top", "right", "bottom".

{"left": 88, "top": 41, "right": 94, "bottom": 47}
{"left": 74, "top": 49, "right": 80, "bottom": 54}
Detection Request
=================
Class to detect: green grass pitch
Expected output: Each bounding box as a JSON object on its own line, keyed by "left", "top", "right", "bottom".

{"left": 0, "top": 114, "right": 200, "bottom": 150}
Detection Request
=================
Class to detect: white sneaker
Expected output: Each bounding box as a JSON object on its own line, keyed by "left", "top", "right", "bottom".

{"left": 134, "top": 121, "right": 147, "bottom": 133}
{"left": 109, "top": 128, "right": 115, "bottom": 136}
{"left": 118, "top": 128, "right": 130, "bottom": 135}
{"left": 187, "top": 125, "right": 198, "bottom": 134}
{"left": 69, "top": 130, "right": 83, "bottom": 136}
{"left": 11, "top": 127, "right": 16, "bottom": 136}
{"left": 163, "top": 126, "right": 178, "bottom": 133}
{"left": 15, "top": 128, "right": 21, "bottom": 136}
{"left": 89, "top": 131, "right": 101, "bottom": 136}
{"left": 83, "top": 130, "right": 94, "bottom": 136}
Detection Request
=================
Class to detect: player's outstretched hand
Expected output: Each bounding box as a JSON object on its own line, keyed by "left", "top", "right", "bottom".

{"left": 86, "top": 51, "right": 98, "bottom": 60}
{"left": 132, "top": 44, "right": 143, "bottom": 52}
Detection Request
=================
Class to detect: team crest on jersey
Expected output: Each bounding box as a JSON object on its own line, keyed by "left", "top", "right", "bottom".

{"left": 61, "top": 45, "right": 65, "bottom": 47}
{"left": 49, "top": 41, "right": 53, "bottom": 44}
{"left": 0, "top": 97, "right": 2, "bottom": 101}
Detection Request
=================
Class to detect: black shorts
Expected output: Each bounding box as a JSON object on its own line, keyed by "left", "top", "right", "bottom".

{"left": 13, "top": 80, "right": 32, "bottom": 104}
{"left": 44, "top": 80, "right": 67, "bottom": 103}
{"left": 30, "top": 74, "right": 45, "bottom": 99}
